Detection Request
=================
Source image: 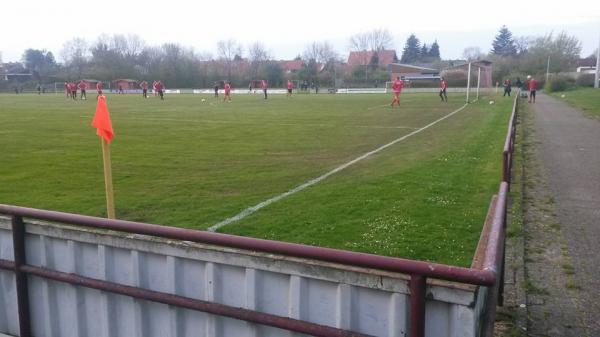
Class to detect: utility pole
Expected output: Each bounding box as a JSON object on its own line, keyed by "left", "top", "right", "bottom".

{"left": 476, "top": 67, "right": 481, "bottom": 100}
{"left": 595, "top": 34, "right": 600, "bottom": 89}
{"left": 546, "top": 56, "right": 550, "bottom": 84}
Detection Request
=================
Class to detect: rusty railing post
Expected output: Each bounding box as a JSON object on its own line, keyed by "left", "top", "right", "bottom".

{"left": 410, "top": 275, "right": 426, "bottom": 337}
{"left": 502, "top": 150, "right": 510, "bottom": 183}
{"left": 498, "top": 250, "right": 506, "bottom": 306}
{"left": 12, "top": 215, "right": 31, "bottom": 337}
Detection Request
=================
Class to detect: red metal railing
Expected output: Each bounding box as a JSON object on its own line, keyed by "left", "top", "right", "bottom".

{"left": 503, "top": 93, "right": 519, "bottom": 184}
{"left": 481, "top": 92, "right": 519, "bottom": 335}
{"left": 0, "top": 94, "right": 520, "bottom": 337}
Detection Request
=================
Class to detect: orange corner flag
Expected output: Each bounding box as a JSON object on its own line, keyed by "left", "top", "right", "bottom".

{"left": 92, "top": 95, "right": 114, "bottom": 143}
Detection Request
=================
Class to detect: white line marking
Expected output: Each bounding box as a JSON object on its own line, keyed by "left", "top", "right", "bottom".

{"left": 208, "top": 103, "right": 469, "bottom": 231}
{"left": 80, "top": 116, "right": 418, "bottom": 130}
{"left": 366, "top": 103, "right": 394, "bottom": 110}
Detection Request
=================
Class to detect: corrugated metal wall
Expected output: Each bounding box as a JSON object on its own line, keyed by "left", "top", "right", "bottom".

{"left": 0, "top": 217, "right": 482, "bottom": 337}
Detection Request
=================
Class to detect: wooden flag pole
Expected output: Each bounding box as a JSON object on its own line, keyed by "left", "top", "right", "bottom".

{"left": 101, "top": 138, "right": 116, "bottom": 219}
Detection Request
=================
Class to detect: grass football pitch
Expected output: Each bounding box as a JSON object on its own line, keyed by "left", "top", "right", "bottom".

{"left": 0, "top": 92, "right": 512, "bottom": 266}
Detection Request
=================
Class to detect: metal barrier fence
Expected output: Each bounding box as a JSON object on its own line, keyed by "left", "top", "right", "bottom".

{"left": 0, "top": 94, "right": 520, "bottom": 337}
{"left": 503, "top": 92, "right": 519, "bottom": 184}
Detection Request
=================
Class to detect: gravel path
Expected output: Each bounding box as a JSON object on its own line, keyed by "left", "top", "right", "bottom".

{"left": 529, "top": 93, "right": 600, "bottom": 336}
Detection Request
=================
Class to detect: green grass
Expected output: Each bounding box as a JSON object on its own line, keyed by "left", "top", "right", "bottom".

{"left": 565, "top": 280, "right": 581, "bottom": 290}
{"left": 551, "top": 87, "right": 600, "bottom": 117}
{"left": 0, "top": 92, "right": 511, "bottom": 266}
{"left": 523, "top": 279, "right": 549, "bottom": 295}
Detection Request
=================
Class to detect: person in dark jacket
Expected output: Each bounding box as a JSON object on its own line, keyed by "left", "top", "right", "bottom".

{"left": 503, "top": 79, "right": 512, "bottom": 97}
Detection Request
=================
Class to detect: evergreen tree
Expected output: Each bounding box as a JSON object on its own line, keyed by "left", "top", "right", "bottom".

{"left": 420, "top": 44, "right": 429, "bottom": 60}
{"left": 492, "top": 26, "right": 517, "bottom": 56}
{"left": 400, "top": 34, "right": 421, "bottom": 63}
{"left": 428, "top": 41, "right": 441, "bottom": 60}
{"left": 22, "top": 49, "right": 57, "bottom": 81}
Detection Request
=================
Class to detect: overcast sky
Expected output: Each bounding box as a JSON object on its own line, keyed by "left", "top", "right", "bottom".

{"left": 1, "top": 0, "right": 599, "bottom": 63}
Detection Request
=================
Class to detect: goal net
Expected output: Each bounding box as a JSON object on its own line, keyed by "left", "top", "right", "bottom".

{"left": 385, "top": 62, "right": 493, "bottom": 102}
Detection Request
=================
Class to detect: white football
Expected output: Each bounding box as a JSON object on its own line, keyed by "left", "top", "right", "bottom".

{"left": 489, "top": 100, "right": 495, "bottom": 105}
{"left": 201, "top": 98, "right": 206, "bottom": 102}
{"left": 561, "top": 94, "right": 565, "bottom": 98}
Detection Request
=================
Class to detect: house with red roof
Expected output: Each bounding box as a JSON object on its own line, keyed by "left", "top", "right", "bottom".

{"left": 388, "top": 63, "right": 440, "bottom": 82}
{"left": 79, "top": 79, "right": 101, "bottom": 89}
{"left": 346, "top": 50, "right": 398, "bottom": 69}
{"left": 279, "top": 60, "right": 304, "bottom": 74}
{"left": 112, "top": 79, "right": 138, "bottom": 91}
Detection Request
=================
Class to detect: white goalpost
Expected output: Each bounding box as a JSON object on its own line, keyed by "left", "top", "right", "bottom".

{"left": 466, "top": 62, "right": 472, "bottom": 103}
{"left": 384, "top": 81, "right": 397, "bottom": 94}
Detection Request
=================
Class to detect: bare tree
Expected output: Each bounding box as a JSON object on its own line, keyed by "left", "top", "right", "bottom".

{"left": 111, "top": 35, "right": 128, "bottom": 56}
{"left": 514, "top": 36, "right": 533, "bottom": 55}
{"left": 123, "top": 34, "right": 146, "bottom": 59}
{"left": 349, "top": 29, "right": 393, "bottom": 52}
{"left": 217, "top": 39, "right": 242, "bottom": 80}
{"left": 462, "top": 46, "right": 485, "bottom": 61}
{"left": 60, "top": 37, "right": 89, "bottom": 78}
{"left": 349, "top": 32, "right": 370, "bottom": 52}
{"left": 349, "top": 29, "right": 392, "bottom": 81}
{"left": 368, "top": 29, "right": 393, "bottom": 51}
{"left": 348, "top": 33, "right": 370, "bottom": 81}
{"left": 526, "top": 31, "right": 582, "bottom": 73}
{"left": 248, "top": 42, "right": 270, "bottom": 63}
{"left": 248, "top": 42, "right": 271, "bottom": 80}
{"left": 197, "top": 52, "right": 213, "bottom": 62}
{"left": 303, "top": 42, "right": 319, "bottom": 62}
{"left": 138, "top": 46, "right": 163, "bottom": 78}
{"left": 104, "top": 35, "right": 144, "bottom": 61}
{"left": 303, "top": 41, "right": 338, "bottom": 64}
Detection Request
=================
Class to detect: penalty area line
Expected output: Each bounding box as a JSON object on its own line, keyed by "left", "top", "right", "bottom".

{"left": 207, "top": 103, "right": 469, "bottom": 232}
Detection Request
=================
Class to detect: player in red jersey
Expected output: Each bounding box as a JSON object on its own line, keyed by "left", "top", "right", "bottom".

{"left": 527, "top": 76, "right": 537, "bottom": 103}
{"left": 96, "top": 81, "right": 103, "bottom": 98}
{"left": 68, "top": 82, "right": 77, "bottom": 100}
{"left": 223, "top": 81, "right": 232, "bottom": 102}
{"left": 78, "top": 80, "right": 87, "bottom": 100}
{"left": 261, "top": 79, "right": 268, "bottom": 100}
{"left": 390, "top": 76, "right": 404, "bottom": 107}
{"left": 286, "top": 80, "right": 293, "bottom": 98}
{"left": 155, "top": 80, "right": 164, "bottom": 100}
{"left": 140, "top": 80, "right": 149, "bottom": 98}
{"left": 439, "top": 77, "right": 448, "bottom": 102}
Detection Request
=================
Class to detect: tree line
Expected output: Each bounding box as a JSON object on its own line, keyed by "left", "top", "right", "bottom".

{"left": 466, "top": 26, "right": 587, "bottom": 84}
{"left": 3, "top": 27, "right": 590, "bottom": 89}
{"left": 8, "top": 34, "right": 345, "bottom": 89}
{"left": 7, "top": 29, "right": 428, "bottom": 88}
